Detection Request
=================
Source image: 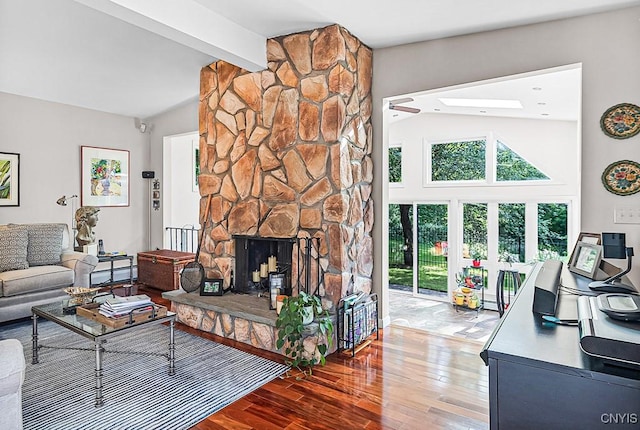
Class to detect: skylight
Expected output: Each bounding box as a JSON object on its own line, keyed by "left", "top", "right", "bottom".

{"left": 439, "top": 98, "right": 523, "bottom": 109}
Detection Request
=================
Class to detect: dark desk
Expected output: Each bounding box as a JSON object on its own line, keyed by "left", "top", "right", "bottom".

{"left": 481, "top": 263, "right": 640, "bottom": 430}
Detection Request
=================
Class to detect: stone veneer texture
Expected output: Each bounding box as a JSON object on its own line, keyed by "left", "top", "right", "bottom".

{"left": 197, "top": 24, "right": 374, "bottom": 308}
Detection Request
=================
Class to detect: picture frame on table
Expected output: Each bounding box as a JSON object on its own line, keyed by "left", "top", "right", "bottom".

{"left": 0, "top": 152, "right": 20, "bottom": 206}
{"left": 569, "top": 232, "right": 601, "bottom": 265}
{"left": 201, "top": 278, "right": 224, "bottom": 296}
{"left": 568, "top": 241, "right": 602, "bottom": 280}
{"left": 269, "top": 273, "right": 286, "bottom": 310}
{"left": 81, "top": 146, "right": 130, "bottom": 207}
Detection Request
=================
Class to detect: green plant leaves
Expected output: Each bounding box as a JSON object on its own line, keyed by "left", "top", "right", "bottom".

{"left": 275, "top": 293, "right": 334, "bottom": 371}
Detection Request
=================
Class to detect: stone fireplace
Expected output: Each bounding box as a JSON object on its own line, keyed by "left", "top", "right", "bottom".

{"left": 167, "top": 24, "right": 373, "bottom": 352}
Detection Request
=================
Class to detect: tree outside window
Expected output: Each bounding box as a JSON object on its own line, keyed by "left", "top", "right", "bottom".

{"left": 389, "top": 147, "right": 402, "bottom": 183}
{"left": 431, "top": 139, "right": 486, "bottom": 181}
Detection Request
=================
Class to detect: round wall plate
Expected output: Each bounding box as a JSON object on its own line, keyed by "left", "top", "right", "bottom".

{"left": 600, "top": 103, "right": 640, "bottom": 139}
{"left": 601, "top": 160, "right": 640, "bottom": 196}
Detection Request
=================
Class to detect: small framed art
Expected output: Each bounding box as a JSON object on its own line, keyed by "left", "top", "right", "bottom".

{"left": 0, "top": 152, "right": 19, "bottom": 206}
{"left": 201, "top": 278, "right": 224, "bottom": 296}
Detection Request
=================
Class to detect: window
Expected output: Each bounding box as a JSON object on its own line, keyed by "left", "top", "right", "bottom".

{"left": 426, "top": 136, "right": 551, "bottom": 185}
{"left": 538, "top": 203, "right": 568, "bottom": 260}
{"left": 496, "top": 140, "right": 548, "bottom": 181}
{"left": 463, "top": 203, "right": 487, "bottom": 259}
{"left": 498, "top": 203, "right": 525, "bottom": 263}
{"left": 389, "top": 146, "right": 402, "bottom": 183}
{"left": 431, "top": 139, "right": 486, "bottom": 181}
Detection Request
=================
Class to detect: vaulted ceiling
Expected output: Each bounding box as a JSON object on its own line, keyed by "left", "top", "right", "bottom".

{"left": 1, "top": 0, "right": 638, "bottom": 118}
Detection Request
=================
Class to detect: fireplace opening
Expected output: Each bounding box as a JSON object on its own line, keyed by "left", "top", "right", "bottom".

{"left": 233, "top": 235, "right": 294, "bottom": 295}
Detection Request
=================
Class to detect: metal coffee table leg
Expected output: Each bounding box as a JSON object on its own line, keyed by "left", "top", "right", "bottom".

{"left": 169, "top": 319, "right": 175, "bottom": 375}
{"left": 94, "top": 339, "right": 105, "bottom": 407}
{"left": 32, "top": 313, "right": 39, "bottom": 364}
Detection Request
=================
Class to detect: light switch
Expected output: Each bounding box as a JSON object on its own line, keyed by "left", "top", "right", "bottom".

{"left": 614, "top": 207, "right": 640, "bottom": 224}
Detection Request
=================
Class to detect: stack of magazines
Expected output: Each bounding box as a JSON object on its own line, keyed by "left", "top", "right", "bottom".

{"left": 99, "top": 294, "right": 154, "bottom": 318}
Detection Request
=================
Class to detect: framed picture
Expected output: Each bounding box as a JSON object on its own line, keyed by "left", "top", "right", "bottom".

{"left": 0, "top": 152, "right": 19, "bottom": 206}
{"left": 201, "top": 278, "right": 224, "bottom": 296}
{"left": 269, "top": 273, "right": 286, "bottom": 310}
{"left": 569, "top": 232, "right": 601, "bottom": 265}
{"left": 192, "top": 140, "right": 200, "bottom": 193}
{"left": 81, "top": 146, "right": 130, "bottom": 207}
{"left": 568, "top": 241, "right": 602, "bottom": 279}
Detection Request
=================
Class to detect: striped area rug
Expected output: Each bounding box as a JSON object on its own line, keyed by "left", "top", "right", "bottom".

{"left": 0, "top": 319, "right": 289, "bottom": 430}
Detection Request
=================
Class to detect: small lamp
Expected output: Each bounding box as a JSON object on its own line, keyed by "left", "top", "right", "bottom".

{"left": 56, "top": 194, "right": 77, "bottom": 206}
{"left": 56, "top": 194, "right": 78, "bottom": 232}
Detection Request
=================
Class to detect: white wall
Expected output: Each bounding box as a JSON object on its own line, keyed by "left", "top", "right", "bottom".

{"left": 389, "top": 113, "right": 579, "bottom": 200}
{"left": 164, "top": 132, "right": 200, "bottom": 234}
{"left": 373, "top": 7, "right": 640, "bottom": 321}
{"left": 146, "top": 98, "right": 199, "bottom": 250}
{"left": 0, "top": 91, "right": 148, "bottom": 255}
{"left": 0, "top": 91, "right": 200, "bottom": 257}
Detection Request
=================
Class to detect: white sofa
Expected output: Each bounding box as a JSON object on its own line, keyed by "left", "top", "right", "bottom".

{"left": 0, "top": 223, "right": 98, "bottom": 323}
{"left": 0, "top": 339, "right": 25, "bottom": 430}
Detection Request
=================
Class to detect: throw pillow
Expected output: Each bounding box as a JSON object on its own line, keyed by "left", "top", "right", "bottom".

{"left": 26, "top": 224, "right": 65, "bottom": 266}
{"left": 0, "top": 226, "right": 29, "bottom": 272}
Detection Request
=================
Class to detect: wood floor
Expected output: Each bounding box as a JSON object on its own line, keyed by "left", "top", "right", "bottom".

{"left": 143, "top": 286, "right": 489, "bottom": 430}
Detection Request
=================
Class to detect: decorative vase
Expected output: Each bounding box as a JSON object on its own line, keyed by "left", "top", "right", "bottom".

{"left": 301, "top": 306, "right": 314, "bottom": 325}
{"left": 472, "top": 259, "right": 481, "bottom": 267}
{"left": 276, "top": 295, "right": 287, "bottom": 315}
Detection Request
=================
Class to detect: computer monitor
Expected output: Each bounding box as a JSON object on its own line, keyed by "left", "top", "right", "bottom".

{"left": 601, "top": 233, "right": 627, "bottom": 259}
{"left": 589, "top": 232, "right": 635, "bottom": 293}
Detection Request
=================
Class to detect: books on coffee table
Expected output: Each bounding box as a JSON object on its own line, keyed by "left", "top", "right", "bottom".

{"left": 99, "top": 294, "right": 153, "bottom": 318}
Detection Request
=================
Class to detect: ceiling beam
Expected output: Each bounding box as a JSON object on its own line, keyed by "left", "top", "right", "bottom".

{"left": 73, "top": 0, "right": 267, "bottom": 71}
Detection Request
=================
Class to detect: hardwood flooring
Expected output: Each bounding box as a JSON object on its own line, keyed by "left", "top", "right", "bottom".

{"left": 143, "top": 286, "right": 489, "bottom": 430}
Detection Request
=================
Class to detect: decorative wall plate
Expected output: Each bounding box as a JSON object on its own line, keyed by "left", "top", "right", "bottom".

{"left": 601, "top": 160, "right": 640, "bottom": 196}
{"left": 600, "top": 103, "right": 640, "bottom": 139}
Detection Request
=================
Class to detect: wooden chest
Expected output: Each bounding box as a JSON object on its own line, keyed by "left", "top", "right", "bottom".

{"left": 137, "top": 250, "right": 196, "bottom": 291}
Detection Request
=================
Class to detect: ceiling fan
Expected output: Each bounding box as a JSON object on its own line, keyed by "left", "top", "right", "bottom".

{"left": 389, "top": 97, "right": 420, "bottom": 114}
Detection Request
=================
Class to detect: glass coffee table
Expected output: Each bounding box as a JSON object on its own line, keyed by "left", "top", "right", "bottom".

{"left": 31, "top": 301, "right": 176, "bottom": 407}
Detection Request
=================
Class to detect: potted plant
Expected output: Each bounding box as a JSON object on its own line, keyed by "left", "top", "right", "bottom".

{"left": 275, "top": 291, "right": 334, "bottom": 377}
{"left": 470, "top": 243, "right": 487, "bottom": 267}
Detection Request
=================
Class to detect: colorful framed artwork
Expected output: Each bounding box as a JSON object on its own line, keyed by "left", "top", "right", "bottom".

{"left": 600, "top": 103, "right": 640, "bottom": 139}
{"left": 0, "top": 152, "right": 20, "bottom": 206}
{"left": 81, "top": 146, "right": 130, "bottom": 207}
{"left": 601, "top": 160, "right": 640, "bottom": 196}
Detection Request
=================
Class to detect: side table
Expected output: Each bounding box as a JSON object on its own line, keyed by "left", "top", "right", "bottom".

{"left": 90, "top": 254, "right": 134, "bottom": 291}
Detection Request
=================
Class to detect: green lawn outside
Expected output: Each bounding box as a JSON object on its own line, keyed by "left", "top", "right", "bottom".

{"left": 389, "top": 239, "right": 449, "bottom": 292}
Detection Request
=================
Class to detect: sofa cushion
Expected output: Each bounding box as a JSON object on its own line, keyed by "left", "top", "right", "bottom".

{"left": 0, "top": 226, "right": 29, "bottom": 272}
{"left": 0, "top": 266, "right": 73, "bottom": 297}
{"left": 25, "top": 223, "right": 64, "bottom": 266}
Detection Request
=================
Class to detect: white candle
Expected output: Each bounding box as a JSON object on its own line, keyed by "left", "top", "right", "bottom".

{"left": 268, "top": 256, "right": 277, "bottom": 273}
{"left": 252, "top": 270, "right": 260, "bottom": 282}
{"left": 260, "top": 263, "right": 268, "bottom": 278}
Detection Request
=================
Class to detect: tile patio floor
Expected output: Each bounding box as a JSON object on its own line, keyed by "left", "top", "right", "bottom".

{"left": 388, "top": 288, "right": 500, "bottom": 343}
